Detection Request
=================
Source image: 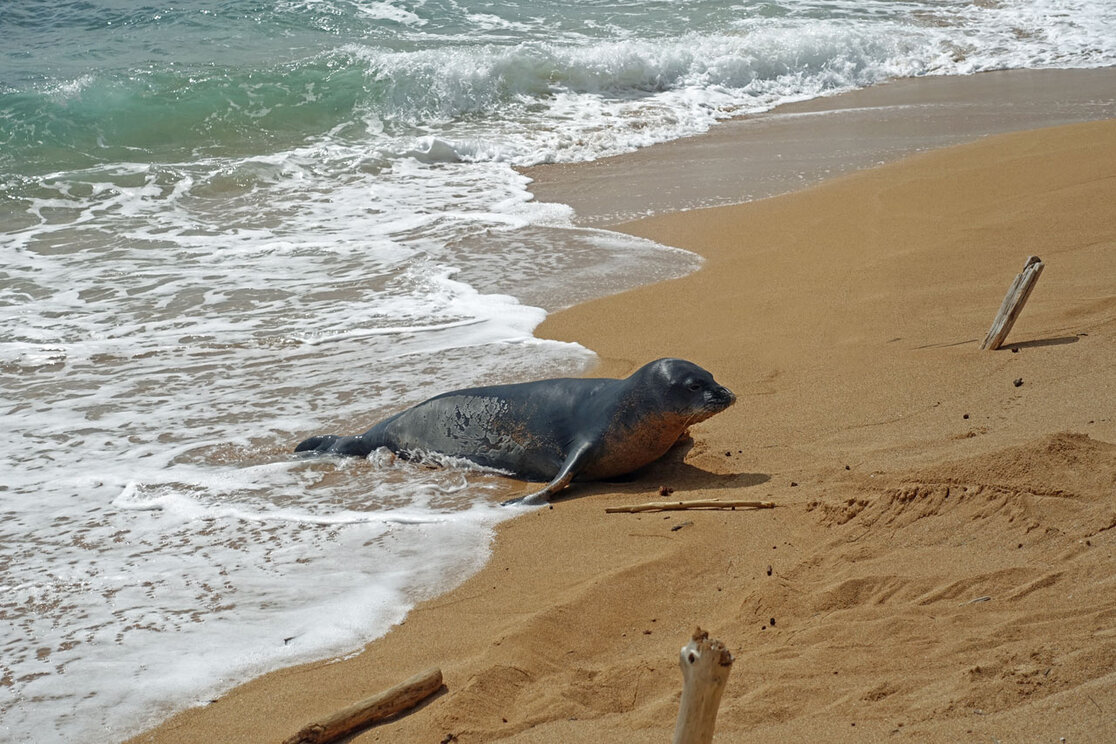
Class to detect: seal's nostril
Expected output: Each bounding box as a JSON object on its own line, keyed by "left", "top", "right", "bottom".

{"left": 705, "top": 387, "right": 735, "bottom": 407}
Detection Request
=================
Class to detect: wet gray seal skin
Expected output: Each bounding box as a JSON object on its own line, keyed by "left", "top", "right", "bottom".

{"left": 295, "top": 358, "right": 736, "bottom": 506}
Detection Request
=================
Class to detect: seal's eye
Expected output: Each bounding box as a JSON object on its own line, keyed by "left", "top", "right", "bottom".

{"left": 688, "top": 381, "right": 702, "bottom": 391}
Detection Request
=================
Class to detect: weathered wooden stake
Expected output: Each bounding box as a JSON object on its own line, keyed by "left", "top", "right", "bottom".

{"left": 673, "top": 628, "right": 734, "bottom": 744}
{"left": 605, "top": 499, "right": 775, "bottom": 514}
{"left": 282, "top": 666, "right": 443, "bottom": 744}
{"left": 980, "top": 255, "right": 1044, "bottom": 350}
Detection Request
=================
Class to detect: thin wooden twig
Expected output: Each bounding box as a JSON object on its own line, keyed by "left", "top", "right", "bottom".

{"left": 605, "top": 499, "right": 775, "bottom": 514}
{"left": 980, "top": 255, "right": 1044, "bottom": 350}
{"left": 282, "top": 667, "right": 443, "bottom": 744}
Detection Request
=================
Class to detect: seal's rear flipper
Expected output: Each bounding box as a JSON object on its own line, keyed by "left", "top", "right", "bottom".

{"left": 295, "top": 435, "right": 336, "bottom": 453}
{"left": 294, "top": 434, "right": 371, "bottom": 457}
{"left": 501, "top": 441, "right": 593, "bottom": 507}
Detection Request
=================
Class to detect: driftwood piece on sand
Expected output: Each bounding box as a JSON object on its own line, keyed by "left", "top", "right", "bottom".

{"left": 980, "top": 255, "right": 1044, "bottom": 350}
{"left": 673, "top": 628, "right": 734, "bottom": 744}
{"left": 282, "top": 666, "right": 443, "bottom": 744}
{"left": 605, "top": 499, "right": 775, "bottom": 514}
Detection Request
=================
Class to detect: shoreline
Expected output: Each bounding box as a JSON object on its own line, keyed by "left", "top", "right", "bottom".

{"left": 523, "top": 67, "right": 1116, "bottom": 227}
{"left": 129, "top": 73, "right": 1116, "bottom": 743}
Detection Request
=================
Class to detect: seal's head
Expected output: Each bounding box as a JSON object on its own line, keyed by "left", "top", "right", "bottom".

{"left": 641, "top": 358, "right": 736, "bottom": 424}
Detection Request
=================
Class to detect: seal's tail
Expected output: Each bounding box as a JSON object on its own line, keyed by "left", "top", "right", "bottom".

{"left": 294, "top": 434, "right": 372, "bottom": 457}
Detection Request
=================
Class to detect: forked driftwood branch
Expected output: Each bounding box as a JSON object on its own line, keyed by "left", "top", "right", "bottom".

{"left": 282, "top": 666, "right": 443, "bottom": 744}
{"left": 673, "top": 628, "right": 734, "bottom": 744}
{"left": 605, "top": 499, "right": 775, "bottom": 514}
{"left": 980, "top": 255, "right": 1044, "bottom": 350}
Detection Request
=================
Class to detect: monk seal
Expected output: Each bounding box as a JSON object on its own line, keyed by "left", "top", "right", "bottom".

{"left": 295, "top": 358, "right": 735, "bottom": 505}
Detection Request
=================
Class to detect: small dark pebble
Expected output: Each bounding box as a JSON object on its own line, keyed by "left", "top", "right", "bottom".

{"left": 790, "top": 481, "right": 798, "bottom": 487}
{"left": 767, "top": 565, "right": 773, "bottom": 576}
{"left": 659, "top": 485, "right": 675, "bottom": 497}
{"left": 502, "top": 718, "right": 508, "bottom": 724}
{"left": 845, "top": 464, "right": 850, "bottom": 470}
{"left": 1013, "top": 377, "right": 1024, "bottom": 387}
{"left": 1018, "top": 543, "right": 1024, "bottom": 549}
{"left": 643, "top": 629, "right": 652, "bottom": 635}
{"left": 770, "top": 617, "right": 776, "bottom": 627}
{"left": 548, "top": 505, "right": 554, "bottom": 510}
{"left": 1011, "top": 347, "right": 1020, "bottom": 353}
{"left": 963, "top": 413, "right": 969, "bottom": 419}
{"left": 725, "top": 451, "right": 732, "bottom": 457}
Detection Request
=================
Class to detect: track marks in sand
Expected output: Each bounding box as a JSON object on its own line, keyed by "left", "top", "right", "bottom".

{"left": 811, "top": 575, "right": 909, "bottom": 612}
{"left": 809, "top": 433, "right": 1116, "bottom": 544}
{"left": 713, "top": 432, "right": 1116, "bottom": 734}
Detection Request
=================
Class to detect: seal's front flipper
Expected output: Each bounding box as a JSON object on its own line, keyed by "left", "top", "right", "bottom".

{"left": 502, "top": 441, "right": 592, "bottom": 507}
{"left": 503, "top": 473, "right": 574, "bottom": 507}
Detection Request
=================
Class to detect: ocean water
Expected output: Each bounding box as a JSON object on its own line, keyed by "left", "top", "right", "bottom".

{"left": 2, "top": 1, "right": 1114, "bottom": 740}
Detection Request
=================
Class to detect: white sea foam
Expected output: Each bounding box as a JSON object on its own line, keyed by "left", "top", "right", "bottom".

{"left": 0, "top": 133, "right": 611, "bottom": 740}
{"left": 355, "top": 0, "right": 428, "bottom": 27}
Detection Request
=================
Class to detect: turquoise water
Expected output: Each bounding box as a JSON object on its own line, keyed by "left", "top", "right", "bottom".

{"left": 2, "top": 1, "right": 1115, "bottom": 742}
{"left": 7, "top": 0, "right": 1114, "bottom": 177}
{"left": 2, "top": 0, "right": 803, "bottom": 173}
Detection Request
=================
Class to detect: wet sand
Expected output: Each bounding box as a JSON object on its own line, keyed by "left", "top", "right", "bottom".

{"left": 129, "top": 70, "right": 1116, "bottom": 744}
{"left": 523, "top": 67, "right": 1116, "bottom": 225}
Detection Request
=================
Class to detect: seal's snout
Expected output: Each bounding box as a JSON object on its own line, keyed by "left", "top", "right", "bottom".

{"left": 710, "top": 385, "right": 736, "bottom": 408}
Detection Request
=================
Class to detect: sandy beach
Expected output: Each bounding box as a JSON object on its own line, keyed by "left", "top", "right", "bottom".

{"left": 129, "top": 72, "right": 1116, "bottom": 744}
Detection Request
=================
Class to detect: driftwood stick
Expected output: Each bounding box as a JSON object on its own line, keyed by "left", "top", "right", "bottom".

{"left": 605, "top": 499, "right": 775, "bottom": 514}
{"left": 282, "top": 666, "right": 443, "bottom": 744}
{"left": 980, "top": 255, "right": 1044, "bottom": 350}
{"left": 673, "top": 628, "right": 734, "bottom": 744}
